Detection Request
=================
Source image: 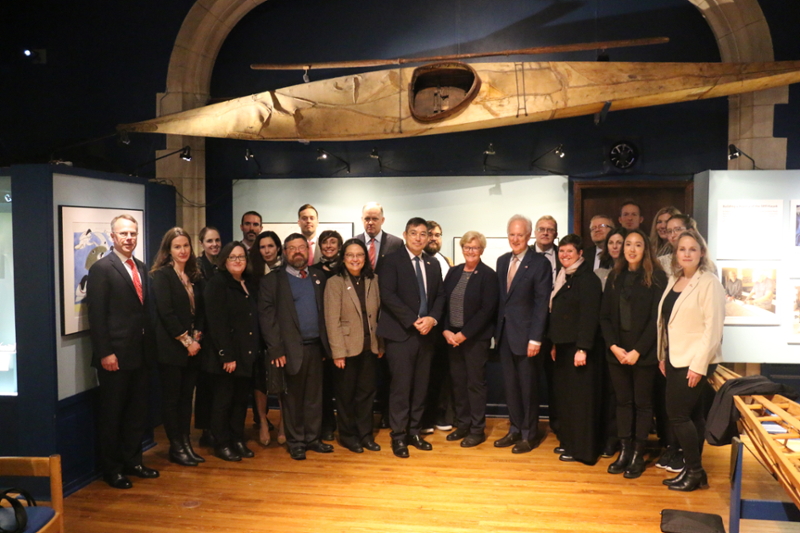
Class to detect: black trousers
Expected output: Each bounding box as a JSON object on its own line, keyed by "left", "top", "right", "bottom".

{"left": 421, "top": 330, "right": 455, "bottom": 428}
{"left": 159, "top": 360, "right": 199, "bottom": 443}
{"left": 541, "top": 338, "right": 558, "bottom": 435}
{"left": 607, "top": 362, "right": 657, "bottom": 442}
{"left": 96, "top": 365, "right": 149, "bottom": 476}
{"left": 499, "top": 335, "right": 541, "bottom": 442}
{"left": 448, "top": 338, "right": 489, "bottom": 434}
{"left": 385, "top": 333, "right": 434, "bottom": 439}
{"left": 281, "top": 342, "right": 324, "bottom": 449}
{"left": 322, "top": 357, "right": 338, "bottom": 434}
{"left": 210, "top": 372, "right": 250, "bottom": 446}
{"left": 193, "top": 370, "right": 213, "bottom": 430}
{"left": 333, "top": 351, "right": 377, "bottom": 445}
{"left": 653, "top": 370, "right": 675, "bottom": 448}
{"left": 665, "top": 359, "right": 715, "bottom": 470}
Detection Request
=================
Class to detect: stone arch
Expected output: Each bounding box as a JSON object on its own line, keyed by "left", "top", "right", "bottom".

{"left": 159, "top": 0, "right": 787, "bottom": 234}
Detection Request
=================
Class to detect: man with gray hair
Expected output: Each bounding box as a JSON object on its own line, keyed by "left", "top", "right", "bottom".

{"left": 356, "top": 202, "right": 404, "bottom": 272}
{"left": 494, "top": 214, "right": 552, "bottom": 453}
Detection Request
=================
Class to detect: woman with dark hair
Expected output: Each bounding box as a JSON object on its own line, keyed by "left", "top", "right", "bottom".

{"left": 248, "top": 230, "right": 283, "bottom": 446}
{"left": 197, "top": 226, "right": 221, "bottom": 280}
{"left": 650, "top": 206, "right": 682, "bottom": 257}
{"left": 594, "top": 227, "right": 627, "bottom": 289}
{"left": 600, "top": 229, "right": 667, "bottom": 478}
{"left": 657, "top": 229, "right": 725, "bottom": 491}
{"left": 203, "top": 242, "right": 258, "bottom": 461}
{"left": 441, "top": 231, "right": 499, "bottom": 447}
{"left": 312, "top": 230, "right": 343, "bottom": 279}
{"left": 151, "top": 227, "right": 205, "bottom": 466}
{"left": 324, "top": 238, "right": 382, "bottom": 453}
{"left": 548, "top": 234, "right": 604, "bottom": 465}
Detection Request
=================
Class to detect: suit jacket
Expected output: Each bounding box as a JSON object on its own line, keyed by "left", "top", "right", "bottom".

{"left": 202, "top": 270, "right": 257, "bottom": 377}
{"left": 151, "top": 266, "right": 205, "bottom": 367}
{"left": 324, "top": 273, "right": 382, "bottom": 358}
{"left": 356, "top": 231, "right": 404, "bottom": 272}
{"left": 657, "top": 269, "right": 725, "bottom": 375}
{"left": 259, "top": 266, "right": 330, "bottom": 375}
{"left": 599, "top": 268, "right": 667, "bottom": 365}
{"left": 443, "top": 261, "right": 499, "bottom": 341}
{"left": 548, "top": 260, "right": 602, "bottom": 349}
{"left": 87, "top": 252, "right": 153, "bottom": 370}
{"left": 584, "top": 244, "right": 613, "bottom": 271}
{"left": 495, "top": 247, "right": 553, "bottom": 355}
{"left": 376, "top": 247, "right": 445, "bottom": 342}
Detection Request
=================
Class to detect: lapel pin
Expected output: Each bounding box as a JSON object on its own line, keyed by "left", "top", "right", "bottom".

{"left": 315, "top": 280, "right": 320, "bottom": 285}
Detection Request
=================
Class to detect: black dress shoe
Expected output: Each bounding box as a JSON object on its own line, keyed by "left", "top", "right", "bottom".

{"left": 494, "top": 432, "right": 522, "bottom": 448}
{"left": 512, "top": 440, "right": 533, "bottom": 454}
{"left": 182, "top": 435, "right": 205, "bottom": 463}
{"left": 391, "top": 438, "right": 409, "bottom": 458}
{"left": 321, "top": 431, "right": 336, "bottom": 442}
{"left": 347, "top": 444, "right": 364, "bottom": 453}
{"left": 198, "top": 429, "right": 216, "bottom": 448}
{"left": 553, "top": 446, "right": 566, "bottom": 454}
{"left": 123, "top": 464, "right": 160, "bottom": 478}
{"left": 233, "top": 440, "right": 255, "bottom": 458}
{"left": 461, "top": 433, "right": 486, "bottom": 448}
{"left": 362, "top": 439, "right": 381, "bottom": 452}
{"left": 215, "top": 445, "right": 242, "bottom": 462}
{"left": 409, "top": 435, "right": 433, "bottom": 451}
{"left": 307, "top": 441, "right": 334, "bottom": 453}
{"left": 289, "top": 447, "right": 306, "bottom": 461}
{"left": 559, "top": 454, "right": 576, "bottom": 462}
{"left": 446, "top": 428, "right": 469, "bottom": 441}
{"left": 104, "top": 473, "right": 132, "bottom": 489}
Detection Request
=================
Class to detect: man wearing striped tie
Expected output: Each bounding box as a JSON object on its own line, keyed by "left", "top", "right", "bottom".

{"left": 87, "top": 214, "right": 159, "bottom": 489}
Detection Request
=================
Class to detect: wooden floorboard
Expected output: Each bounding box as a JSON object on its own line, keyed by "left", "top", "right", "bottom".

{"left": 64, "top": 415, "right": 800, "bottom": 532}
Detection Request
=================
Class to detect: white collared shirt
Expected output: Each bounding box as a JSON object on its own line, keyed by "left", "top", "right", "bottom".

{"left": 406, "top": 247, "right": 428, "bottom": 294}
{"left": 113, "top": 248, "right": 136, "bottom": 282}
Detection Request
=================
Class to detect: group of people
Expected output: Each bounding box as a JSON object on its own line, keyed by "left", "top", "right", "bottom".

{"left": 87, "top": 199, "right": 724, "bottom": 495}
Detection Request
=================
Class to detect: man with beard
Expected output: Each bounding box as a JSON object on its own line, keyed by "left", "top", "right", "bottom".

{"left": 240, "top": 211, "right": 262, "bottom": 252}
{"left": 259, "top": 233, "right": 332, "bottom": 460}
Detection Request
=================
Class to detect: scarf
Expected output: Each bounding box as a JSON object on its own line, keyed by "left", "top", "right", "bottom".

{"left": 549, "top": 256, "right": 584, "bottom": 311}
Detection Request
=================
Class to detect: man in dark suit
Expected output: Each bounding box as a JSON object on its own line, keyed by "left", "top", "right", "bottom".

{"left": 356, "top": 202, "right": 404, "bottom": 272}
{"left": 584, "top": 214, "right": 615, "bottom": 270}
{"left": 298, "top": 204, "right": 322, "bottom": 265}
{"left": 495, "top": 214, "right": 553, "bottom": 454}
{"left": 259, "top": 233, "right": 333, "bottom": 461}
{"left": 376, "top": 217, "right": 445, "bottom": 458}
{"left": 87, "top": 214, "right": 159, "bottom": 489}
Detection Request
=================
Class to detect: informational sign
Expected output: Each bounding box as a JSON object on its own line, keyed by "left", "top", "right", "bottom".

{"left": 716, "top": 199, "right": 783, "bottom": 260}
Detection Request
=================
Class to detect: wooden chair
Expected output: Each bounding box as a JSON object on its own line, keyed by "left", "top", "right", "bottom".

{"left": 0, "top": 455, "right": 63, "bottom": 533}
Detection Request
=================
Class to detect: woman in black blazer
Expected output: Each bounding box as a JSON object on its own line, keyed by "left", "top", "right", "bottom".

{"left": 600, "top": 228, "right": 667, "bottom": 478}
{"left": 442, "top": 231, "right": 499, "bottom": 447}
{"left": 151, "top": 227, "right": 205, "bottom": 466}
{"left": 204, "top": 242, "right": 259, "bottom": 461}
{"left": 548, "top": 234, "right": 604, "bottom": 465}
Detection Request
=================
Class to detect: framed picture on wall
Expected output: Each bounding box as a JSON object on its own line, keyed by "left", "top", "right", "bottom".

{"left": 718, "top": 261, "right": 779, "bottom": 326}
{"left": 787, "top": 279, "right": 800, "bottom": 344}
{"left": 58, "top": 206, "right": 146, "bottom": 336}
{"left": 260, "top": 222, "right": 354, "bottom": 245}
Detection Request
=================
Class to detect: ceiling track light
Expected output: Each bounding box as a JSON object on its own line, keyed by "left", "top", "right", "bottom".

{"left": 316, "top": 148, "right": 350, "bottom": 174}
{"left": 245, "top": 148, "right": 265, "bottom": 175}
{"left": 370, "top": 147, "right": 382, "bottom": 174}
{"left": 180, "top": 146, "right": 192, "bottom": 161}
{"left": 483, "top": 143, "right": 496, "bottom": 172}
{"left": 530, "top": 144, "right": 566, "bottom": 170}
{"left": 131, "top": 145, "right": 193, "bottom": 176}
{"left": 728, "top": 143, "right": 758, "bottom": 169}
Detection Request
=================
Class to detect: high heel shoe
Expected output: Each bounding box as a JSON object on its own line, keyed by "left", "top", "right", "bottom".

{"left": 258, "top": 423, "right": 271, "bottom": 447}
{"left": 668, "top": 468, "right": 709, "bottom": 492}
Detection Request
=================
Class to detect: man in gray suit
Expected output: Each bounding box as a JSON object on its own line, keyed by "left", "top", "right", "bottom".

{"left": 356, "top": 202, "right": 404, "bottom": 272}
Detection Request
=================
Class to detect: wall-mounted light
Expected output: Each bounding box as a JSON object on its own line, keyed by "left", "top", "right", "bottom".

{"left": 317, "top": 149, "right": 350, "bottom": 174}
{"left": 179, "top": 146, "right": 192, "bottom": 161}
{"left": 245, "top": 148, "right": 264, "bottom": 175}
{"left": 370, "top": 148, "right": 382, "bottom": 174}
{"left": 530, "top": 144, "right": 566, "bottom": 169}
{"left": 728, "top": 143, "right": 758, "bottom": 169}
{"left": 483, "top": 143, "right": 496, "bottom": 172}
{"left": 131, "top": 145, "right": 193, "bottom": 176}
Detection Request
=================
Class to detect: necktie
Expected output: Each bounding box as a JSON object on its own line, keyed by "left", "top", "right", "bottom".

{"left": 507, "top": 256, "right": 519, "bottom": 292}
{"left": 369, "top": 238, "right": 377, "bottom": 269}
{"left": 307, "top": 240, "right": 315, "bottom": 266}
{"left": 126, "top": 258, "right": 144, "bottom": 304}
{"left": 299, "top": 269, "right": 307, "bottom": 279}
{"left": 414, "top": 257, "right": 428, "bottom": 316}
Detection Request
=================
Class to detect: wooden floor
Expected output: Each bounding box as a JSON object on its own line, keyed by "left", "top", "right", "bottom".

{"left": 64, "top": 415, "right": 800, "bottom": 533}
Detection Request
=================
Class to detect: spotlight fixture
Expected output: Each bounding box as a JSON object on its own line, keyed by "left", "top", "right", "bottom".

{"left": 245, "top": 148, "right": 254, "bottom": 160}
{"left": 118, "top": 131, "right": 131, "bottom": 145}
{"left": 529, "top": 144, "right": 566, "bottom": 170}
{"left": 245, "top": 148, "right": 265, "bottom": 175}
{"left": 22, "top": 48, "right": 46, "bottom": 64}
{"left": 727, "top": 143, "right": 758, "bottom": 169}
{"left": 316, "top": 149, "right": 350, "bottom": 174}
{"left": 483, "top": 143, "right": 496, "bottom": 172}
{"left": 370, "top": 148, "right": 382, "bottom": 173}
{"left": 131, "top": 145, "right": 193, "bottom": 176}
{"left": 3, "top": 194, "right": 11, "bottom": 203}
{"left": 180, "top": 146, "right": 192, "bottom": 162}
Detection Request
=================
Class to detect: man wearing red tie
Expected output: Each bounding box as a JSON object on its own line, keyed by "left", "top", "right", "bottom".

{"left": 298, "top": 204, "right": 322, "bottom": 266}
{"left": 87, "top": 214, "right": 159, "bottom": 489}
{"left": 356, "top": 202, "right": 404, "bottom": 272}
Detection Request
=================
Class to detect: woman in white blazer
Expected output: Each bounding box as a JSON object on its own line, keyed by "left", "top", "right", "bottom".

{"left": 656, "top": 229, "right": 725, "bottom": 492}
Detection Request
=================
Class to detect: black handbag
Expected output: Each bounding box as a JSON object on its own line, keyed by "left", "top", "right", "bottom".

{"left": 660, "top": 509, "right": 725, "bottom": 533}
{"left": 0, "top": 487, "right": 37, "bottom": 533}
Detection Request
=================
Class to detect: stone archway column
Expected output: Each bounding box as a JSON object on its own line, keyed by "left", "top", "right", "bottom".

{"left": 689, "top": 0, "right": 788, "bottom": 170}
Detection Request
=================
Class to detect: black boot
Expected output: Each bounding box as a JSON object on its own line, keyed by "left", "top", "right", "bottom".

{"left": 662, "top": 466, "right": 688, "bottom": 486}
{"left": 668, "top": 467, "right": 709, "bottom": 492}
{"left": 607, "top": 438, "right": 632, "bottom": 474}
{"left": 182, "top": 435, "right": 205, "bottom": 463}
{"left": 215, "top": 444, "right": 242, "bottom": 462}
{"left": 169, "top": 439, "right": 198, "bottom": 466}
{"left": 233, "top": 440, "right": 255, "bottom": 458}
{"left": 198, "top": 429, "right": 215, "bottom": 448}
{"left": 623, "top": 441, "right": 646, "bottom": 479}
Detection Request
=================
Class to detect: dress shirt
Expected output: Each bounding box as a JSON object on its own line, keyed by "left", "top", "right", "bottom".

{"left": 285, "top": 264, "right": 309, "bottom": 279}
{"left": 433, "top": 252, "right": 451, "bottom": 279}
{"left": 113, "top": 248, "right": 136, "bottom": 282}
{"left": 405, "top": 247, "right": 428, "bottom": 294}
{"left": 535, "top": 244, "right": 557, "bottom": 283}
{"left": 593, "top": 246, "right": 603, "bottom": 271}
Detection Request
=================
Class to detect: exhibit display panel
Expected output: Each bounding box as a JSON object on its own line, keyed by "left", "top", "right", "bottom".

{"left": 707, "top": 170, "right": 800, "bottom": 363}
{"left": 0, "top": 175, "right": 17, "bottom": 395}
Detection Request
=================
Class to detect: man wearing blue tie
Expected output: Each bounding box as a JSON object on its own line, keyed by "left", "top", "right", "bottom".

{"left": 376, "top": 217, "right": 445, "bottom": 458}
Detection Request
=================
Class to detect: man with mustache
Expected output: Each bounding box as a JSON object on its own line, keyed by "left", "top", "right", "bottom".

{"left": 240, "top": 211, "right": 262, "bottom": 252}
{"left": 259, "top": 233, "right": 332, "bottom": 460}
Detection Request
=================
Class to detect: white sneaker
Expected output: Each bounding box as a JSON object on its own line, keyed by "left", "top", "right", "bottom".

{"left": 435, "top": 424, "right": 453, "bottom": 431}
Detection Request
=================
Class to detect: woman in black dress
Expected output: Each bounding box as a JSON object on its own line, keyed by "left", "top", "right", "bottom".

{"left": 204, "top": 242, "right": 258, "bottom": 461}
{"left": 194, "top": 226, "right": 220, "bottom": 448}
{"left": 151, "top": 227, "right": 205, "bottom": 466}
{"left": 600, "top": 228, "right": 667, "bottom": 478}
{"left": 548, "top": 234, "right": 604, "bottom": 465}
{"left": 197, "top": 226, "right": 221, "bottom": 280}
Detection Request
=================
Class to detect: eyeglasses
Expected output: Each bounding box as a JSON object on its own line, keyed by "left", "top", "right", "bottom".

{"left": 666, "top": 227, "right": 687, "bottom": 235}
{"left": 285, "top": 245, "right": 308, "bottom": 253}
{"left": 462, "top": 246, "right": 482, "bottom": 252}
{"left": 113, "top": 231, "right": 138, "bottom": 238}
{"left": 344, "top": 253, "right": 365, "bottom": 259}
{"left": 227, "top": 255, "right": 247, "bottom": 262}
{"left": 589, "top": 224, "right": 611, "bottom": 232}
{"left": 536, "top": 227, "right": 556, "bottom": 234}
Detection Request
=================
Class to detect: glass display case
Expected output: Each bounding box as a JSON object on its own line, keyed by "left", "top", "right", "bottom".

{"left": 0, "top": 175, "right": 17, "bottom": 395}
